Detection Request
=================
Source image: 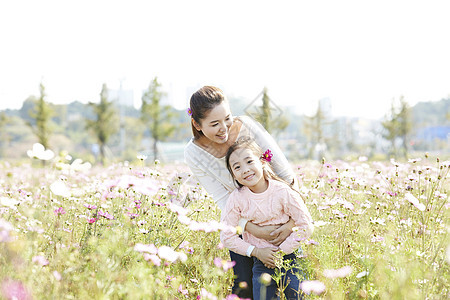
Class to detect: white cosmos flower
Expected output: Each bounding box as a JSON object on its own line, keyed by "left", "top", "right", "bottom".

{"left": 157, "top": 246, "right": 179, "bottom": 263}
{"left": 157, "top": 246, "right": 187, "bottom": 263}
{"left": 27, "top": 143, "right": 54, "bottom": 161}
{"left": 405, "top": 193, "right": 426, "bottom": 211}
{"left": 70, "top": 159, "right": 92, "bottom": 172}
{"left": 50, "top": 180, "right": 70, "bottom": 197}
{"left": 356, "top": 271, "right": 369, "bottom": 278}
{"left": 313, "top": 220, "right": 329, "bottom": 227}
{"left": 137, "top": 154, "right": 148, "bottom": 161}
{"left": 0, "top": 197, "right": 20, "bottom": 209}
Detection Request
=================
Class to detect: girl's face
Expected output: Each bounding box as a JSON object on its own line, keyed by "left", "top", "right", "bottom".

{"left": 228, "top": 147, "right": 268, "bottom": 193}
{"left": 193, "top": 101, "right": 233, "bottom": 144}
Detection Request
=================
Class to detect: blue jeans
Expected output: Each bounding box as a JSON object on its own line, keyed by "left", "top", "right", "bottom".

{"left": 230, "top": 250, "right": 254, "bottom": 299}
{"left": 252, "top": 252, "right": 303, "bottom": 300}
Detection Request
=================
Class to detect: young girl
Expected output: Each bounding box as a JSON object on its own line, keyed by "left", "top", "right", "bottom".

{"left": 184, "top": 86, "right": 299, "bottom": 298}
{"left": 220, "top": 137, "right": 314, "bottom": 300}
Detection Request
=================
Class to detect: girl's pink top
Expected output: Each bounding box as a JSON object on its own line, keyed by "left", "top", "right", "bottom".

{"left": 220, "top": 179, "right": 314, "bottom": 256}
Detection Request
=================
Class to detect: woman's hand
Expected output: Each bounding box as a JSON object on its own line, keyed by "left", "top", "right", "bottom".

{"left": 245, "top": 222, "right": 280, "bottom": 241}
{"left": 267, "top": 218, "right": 295, "bottom": 246}
{"left": 251, "top": 247, "right": 278, "bottom": 269}
{"left": 245, "top": 218, "right": 295, "bottom": 246}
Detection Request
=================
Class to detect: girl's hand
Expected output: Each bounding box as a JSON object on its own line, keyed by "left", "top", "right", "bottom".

{"left": 267, "top": 218, "right": 295, "bottom": 246}
{"left": 251, "top": 247, "right": 278, "bottom": 269}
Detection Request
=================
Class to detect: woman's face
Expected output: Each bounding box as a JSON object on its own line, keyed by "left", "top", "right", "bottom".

{"left": 194, "top": 101, "right": 233, "bottom": 144}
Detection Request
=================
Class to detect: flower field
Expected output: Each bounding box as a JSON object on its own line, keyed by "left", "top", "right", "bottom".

{"left": 0, "top": 153, "right": 449, "bottom": 299}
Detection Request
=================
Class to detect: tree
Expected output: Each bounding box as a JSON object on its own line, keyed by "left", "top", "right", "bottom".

{"left": 0, "top": 112, "right": 10, "bottom": 158}
{"left": 85, "top": 83, "right": 119, "bottom": 164}
{"left": 302, "top": 99, "right": 334, "bottom": 160}
{"left": 141, "top": 77, "right": 176, "bottom": 161}
{"left": 251, "top": 87, "right": 289, "bottom": 136}
{"left": 382, "top": 96, "right": 412, "bottom": 158}
{"left": 397, "top": 97, "right": 412, "bottom": 158}
{"left": 26, "top": 82, "right": 53, "bottom": 149}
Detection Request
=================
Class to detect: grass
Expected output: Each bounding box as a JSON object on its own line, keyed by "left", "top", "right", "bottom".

{"left": 0, "top": 154, "right": 448, "bottom": 299}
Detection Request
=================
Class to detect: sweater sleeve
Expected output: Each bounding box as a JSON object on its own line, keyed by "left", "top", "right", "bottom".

{"left": 278, "top": 186, "right": 314, "bottom": 254}
{"left": 220, "top": 192, "right": 254, "bottom": 257}
{"left": 241, "top": 116, "right": 296, "bottom": 185}
{"left": 184, "top": 150, "right": 230, "bottom": 212}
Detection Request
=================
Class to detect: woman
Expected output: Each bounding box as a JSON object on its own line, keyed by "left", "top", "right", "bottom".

{"left": 184, "top": 86, "right": 297, "bottom": 299}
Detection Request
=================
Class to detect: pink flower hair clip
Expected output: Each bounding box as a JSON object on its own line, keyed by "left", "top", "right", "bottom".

{"left": 262, "top": 149, "right": 273, "bottom": 162}
{"left": 187, "top": 108, "right": 193, "bottom": 116}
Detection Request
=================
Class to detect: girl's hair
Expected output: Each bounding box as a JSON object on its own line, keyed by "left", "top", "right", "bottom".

{"left": 225, "top": 136, "right": 290, "bottom": 189}
{"left": 189, "top": 86, "right": 227, "bottom": 140}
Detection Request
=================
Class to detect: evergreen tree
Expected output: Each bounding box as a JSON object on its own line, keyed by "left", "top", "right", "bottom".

{"left": 382, "top": 96, "right": 412, "bottom": 158}
{"left": 252, "top": 87, "right": 289, "bottom": 136}
{"left": 0, "top": 112, "right": 10, "bottom": 158}
{"left": 26, "top": 82, "right": 53, "bottom": 149}
{"left": 397, "top": 96, "right": 412, "bottom": 158}
{"left": 85, "top": 83, "right": 119, "bottom": 164}
{"left": 141, "top": 77, "right": 176, "bottom": 161}
{"left": 302, "top": 100, "right": 333, "bottom": 160}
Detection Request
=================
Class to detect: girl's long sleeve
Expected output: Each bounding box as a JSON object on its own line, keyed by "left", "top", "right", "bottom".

{"left": 278, "top": 188, "right": 314, "bottom": 254}
{"left": 220, "top": 192, "right": 254, "bottom": 256}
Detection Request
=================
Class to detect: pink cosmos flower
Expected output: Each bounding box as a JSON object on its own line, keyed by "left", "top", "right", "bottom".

{"left": 213, "top": 257, "right": 236, "bottom": 271}
{"left": 300, "top": 280, "right": 326, "bottom": 295}
{"left": 262, "top": 149, "right": 273, "bottom": 162}
{"left": 371, "top": 236, "right": 385, "bottom": 243}
{"left": 323, "top": 266, "right": 352, "bottom": 278}
{"left": 87, "top": 218, "right": 97, "bottom": 224}
{"left": 32, "top": 255, "right": 49, "bottom": 266}
{"left": 213, "top": 257, "right": 222, "bottom": 268}
{"left": 83, "top": 204, "right": 97, "bottom": 210}
{"left": 143, "top": 253, "right": 161, "bottom": 266}
{"left": 0, "top": 219, "right": 14, "bottom": 243}
{"left": 126, "top": 212, "right": 139, "bottom": 219}
{"left": 98, "top": 210, "right": 114, "bottom": 220}
{"left": 178, "top": 284, "right": 188, "bottom": 296}
{"left": 306, "top": 239, "right": 319, "bottom": 245}
{"left": 225, "top": 295, "right": 242, "bottom": 300}
{"left": 1, "top": 278, "right": 32, "bottom": 300}
{"left": 54, "top": 207, "right": 66, "bottom": 216}
{"left": 199, "top": 288, "right": 217, "bottom": 300}
{"left": 53, "top": 271, "right": 62, "bottom": 281}
{"left": 222, "top": 260, "right": 236, "bottom": 271}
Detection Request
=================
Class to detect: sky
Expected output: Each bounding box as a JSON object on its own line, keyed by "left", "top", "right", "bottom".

{"left": 1, "top": 0, "right": 449, "bottom": 119}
